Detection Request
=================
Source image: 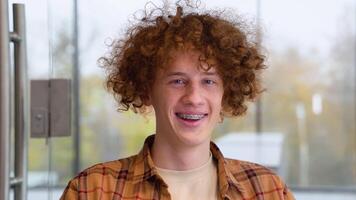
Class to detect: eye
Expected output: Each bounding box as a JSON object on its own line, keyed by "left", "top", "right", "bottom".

{"left": 170, "top": 79, "right": 185, "bottom": 85}
{"left": 203, "top": 79, "right": 216, "bottom": 85}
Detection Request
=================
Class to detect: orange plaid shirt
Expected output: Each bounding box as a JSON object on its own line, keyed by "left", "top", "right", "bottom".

{"left": 60, "top": 135, "right": 295, "bottom": 200}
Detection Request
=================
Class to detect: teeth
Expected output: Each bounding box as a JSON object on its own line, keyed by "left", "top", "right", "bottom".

{"left": 177, "top": 113, "right": 205, "bottom": 120}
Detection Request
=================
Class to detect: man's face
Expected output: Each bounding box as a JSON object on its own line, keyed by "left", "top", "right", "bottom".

{"left": 148, "top": 51, "right": 224, "bottom": 147}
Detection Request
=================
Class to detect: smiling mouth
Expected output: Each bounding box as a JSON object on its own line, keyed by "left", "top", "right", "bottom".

{"left": 175, "top": 113, "right": 207, "bottom": 121}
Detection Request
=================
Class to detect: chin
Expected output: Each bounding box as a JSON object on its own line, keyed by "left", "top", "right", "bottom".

{"left": 175, "top": 130, "right": 211, "bottom": 147}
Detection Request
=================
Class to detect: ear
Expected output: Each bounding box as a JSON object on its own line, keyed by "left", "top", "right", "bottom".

{"left": 219, "top": 111, "right": 224, "bottom": 123}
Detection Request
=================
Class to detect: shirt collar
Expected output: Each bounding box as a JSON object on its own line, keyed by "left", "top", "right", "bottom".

{"left": 130, "top": 134, "right": 245, "bottom": 197}
{"left": 210, "top": 141, "right": 245, "bottom": 199}
{"left": 130, "top": 135, "right": 160, "bottom": 185}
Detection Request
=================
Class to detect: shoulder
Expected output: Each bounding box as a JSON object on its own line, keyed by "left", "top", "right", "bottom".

{"left": 224, "top": 158, "right": 295, "bottom": 199}
{"left": 225, "top": 158, "right": 280, "bottom": 180}
{"left": 225, "top": 158, "right": 285, "bottom": 186}
{"left": 76, "top": 155, "right": 136, "bottom": 183}
{"left": 83, "top": 155, "right": 136, "bottom": 176}
{"left": 60, "top": 155, "right": 137, "bottom": 199}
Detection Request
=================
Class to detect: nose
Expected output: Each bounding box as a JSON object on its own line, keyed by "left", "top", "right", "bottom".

{"left": 182, "top": 82, "right": 204, "bottom": 106}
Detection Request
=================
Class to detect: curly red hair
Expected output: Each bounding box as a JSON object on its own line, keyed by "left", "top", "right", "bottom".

{"left": 99, "top": 3, "right": 265, "bottom": 117}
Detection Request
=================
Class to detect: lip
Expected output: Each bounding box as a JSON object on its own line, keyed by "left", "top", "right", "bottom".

{"left": 175, "top": 112, "right": 208, "bottom": 128}
{"left": 175, "top": 111, "right": 208, "bottom": 115}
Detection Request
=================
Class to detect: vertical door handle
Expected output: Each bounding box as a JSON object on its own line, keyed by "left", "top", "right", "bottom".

{"left": 0, "top": 0, "right": 11, "bottom": 199}
{"left": 0, "top": 2, "right": 28, "bottom": 200}
{"left": 13, "top": 4, "right": 28, "bottom": 200}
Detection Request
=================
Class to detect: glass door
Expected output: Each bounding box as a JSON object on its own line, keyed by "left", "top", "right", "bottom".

{"left": 3, "top": 0, "right": 77, "bottom": 199}
{"left": 23, "top": 0, "right": 76, "bottom": 199}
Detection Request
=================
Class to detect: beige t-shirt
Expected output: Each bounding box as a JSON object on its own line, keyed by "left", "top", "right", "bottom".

{"left": 156, "top": 153, "right": 218, "bottom": 200}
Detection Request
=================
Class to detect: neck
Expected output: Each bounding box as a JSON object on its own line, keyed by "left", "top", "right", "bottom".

{"left": 151, "top": 133, "right": 211, "bottom": 171}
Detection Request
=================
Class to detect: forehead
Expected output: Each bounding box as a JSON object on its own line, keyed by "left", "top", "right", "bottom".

{"left": 161, "top": 50, "right": 218, "bottom": 74}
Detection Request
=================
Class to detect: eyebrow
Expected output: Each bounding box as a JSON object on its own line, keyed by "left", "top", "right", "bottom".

{"left": 202, "top": 72, "right": 219, "bottom": 76}
{"left": 166, "top": 71, "right": 219, "bottom": 77}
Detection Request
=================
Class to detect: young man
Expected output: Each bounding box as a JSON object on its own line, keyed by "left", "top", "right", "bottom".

{"left": 61, "top": 2, "right": 295, "bottom": 200}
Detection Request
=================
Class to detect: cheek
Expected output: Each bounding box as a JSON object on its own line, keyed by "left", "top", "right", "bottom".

{"left": 210, "top": 98, "right": 223, "bottom": 115}
{"left": 153, "top": 94, "right": 175, "bottom": 114}
{"left": 165, "top": 90, "right": 181, "bottom": 102}
{"left": 215, "top": 90, "right": 224, "bottom": 107}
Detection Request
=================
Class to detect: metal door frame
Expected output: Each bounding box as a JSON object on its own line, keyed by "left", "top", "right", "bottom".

{"left": 1, "top": 1, "right": 28, "bottom": 200}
